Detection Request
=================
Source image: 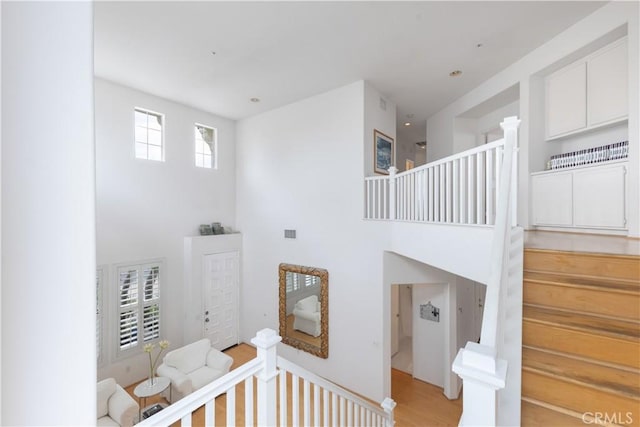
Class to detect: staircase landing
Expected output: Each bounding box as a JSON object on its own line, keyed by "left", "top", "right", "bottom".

{"left": 525, "top": 230, "right": 640, "bottom": 256}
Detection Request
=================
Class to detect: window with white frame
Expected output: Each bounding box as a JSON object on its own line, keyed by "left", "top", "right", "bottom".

{"left": 134, "top": 108, "right": 164, "bottom": 161}
{"left": 195, "top": 123, "right": 217, "bottom": 169}
{"left": 117, "top": 261, "right": 162, "bottom": 355}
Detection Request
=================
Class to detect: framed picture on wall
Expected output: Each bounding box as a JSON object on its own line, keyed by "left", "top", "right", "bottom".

{"left": 374, "top": 129, "right": 395, "bottom": 174}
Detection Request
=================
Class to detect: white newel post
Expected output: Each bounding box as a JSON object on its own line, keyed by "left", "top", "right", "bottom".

{"left": 500, "top": 116, "right": 521, "bottom": 226}
{"left": 452, "top": 342, "right": 507, "bottom": 426}
{"left": 252, "top": 328, "right": 282, "bottom": 427}
{"left": 388, "top": 166, "right": 398, "bottom": 220}
{"left": 381, "top": 397, "right": 397, "bottom": 426}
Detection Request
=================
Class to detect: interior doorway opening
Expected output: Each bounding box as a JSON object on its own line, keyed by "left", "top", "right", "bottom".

{"left": 391, "top": 284, "right": 413, "bottom": 374}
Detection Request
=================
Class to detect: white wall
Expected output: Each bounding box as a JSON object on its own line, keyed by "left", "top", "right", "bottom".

{"left": 2, "top": 2, "right": 95, "bottom": 424}
{"left": 94, "top": 79, "right": 236, "bottom": 385}
{"left": 237, "top": 80, "right": 395, "bottom": 402}
{"left": 426, "top": 2, "right": 639, "bottom": 235}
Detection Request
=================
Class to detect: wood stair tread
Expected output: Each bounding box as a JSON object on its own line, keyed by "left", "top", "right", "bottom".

{"left": 521, "top": 397, "right": 592, "bottom": 427}
{"left": 524, "top": 271, "right": 640, "bottom": 293}
{"left": 523, "top": 304, "right": 640, "bottom": 341}
{"left": 523, "top": 347, "right": 640, "bottom": 399}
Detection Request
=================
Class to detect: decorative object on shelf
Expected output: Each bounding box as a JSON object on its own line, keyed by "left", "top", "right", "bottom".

{"left": 374, "top": 129, "right": 395, "bottom": 175}
{"left": 211, "top": 222, "right": 223, "bottom": 235}
{"left": 199, "top": 224, "right": 213, "bottom": 235}
{"left": 144, "top": 340, "right": 170, "bottom": 386}
{"left": 548, "top": 140, "right": 628, "bottom": 170}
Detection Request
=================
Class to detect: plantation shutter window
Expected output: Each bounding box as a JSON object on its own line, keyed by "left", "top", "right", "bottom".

{"left": 117, "top": 261, "right": 163, "bottom": 355}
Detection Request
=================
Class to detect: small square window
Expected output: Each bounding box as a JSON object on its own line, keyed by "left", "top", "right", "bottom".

{"left": 195, "top": 124, "right": 217, "bottom": 169}
{"left": 134, "top": 108, "right": 164, "bottom": 161}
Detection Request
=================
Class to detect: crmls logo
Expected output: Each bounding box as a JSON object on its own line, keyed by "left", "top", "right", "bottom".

{"left": 582, "top": 412, "right": 634, "bottom": 425}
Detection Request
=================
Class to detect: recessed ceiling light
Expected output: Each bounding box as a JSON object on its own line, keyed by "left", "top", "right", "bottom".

{"left": 404, "top": 122, "right": 411, "bottom": 127}
{"left": 250, "top": 98, "right": 260, "bottom": 103}
{"left": 449, "top": 70, "right": 462, "bottom": 77}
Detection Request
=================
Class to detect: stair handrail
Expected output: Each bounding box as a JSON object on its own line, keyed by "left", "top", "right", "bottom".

{"left": 452, "top": 116, "right": 521, "bottom": 426}
{"left": 480, "top": 116, "right": 520, "bottom": 350}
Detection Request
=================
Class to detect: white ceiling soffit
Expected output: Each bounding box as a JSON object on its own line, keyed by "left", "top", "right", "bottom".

{"left": 94, "top": 1, "right": 605, "bottom": 129}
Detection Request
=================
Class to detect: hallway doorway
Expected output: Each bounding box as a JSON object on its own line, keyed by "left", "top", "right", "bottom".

{"left": 391, "top": 284, "right": 413, "bottom": 374}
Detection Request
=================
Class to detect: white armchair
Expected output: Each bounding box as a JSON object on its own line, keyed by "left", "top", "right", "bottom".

{"left": 293, "top": 294, "right": 321, "bottom": 337}
{"left": 97, "top": 378, "right": 138, "bottom": 427}
{"left": 156, "top": 338, "right": 233, "bottom": 403}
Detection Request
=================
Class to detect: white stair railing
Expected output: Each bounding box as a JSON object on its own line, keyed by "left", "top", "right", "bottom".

{"left": 452, "top": 117, "right": 522, "bottom": 426}
{"left": 136, "top": 328, "right": 395, "bottom": 427}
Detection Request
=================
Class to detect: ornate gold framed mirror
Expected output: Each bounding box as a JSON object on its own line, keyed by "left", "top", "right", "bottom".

{"left": 278, "top": 263, "right": 328, "bottom": 358}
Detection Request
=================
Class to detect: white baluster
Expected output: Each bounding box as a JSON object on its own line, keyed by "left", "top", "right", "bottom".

{"left": 292, "top": 374, "right": 299, "bottom": 427}
{"left": 279, "top": 369, "right": 287, "bottom": 427}
{"left": 486, "top": 149, "right": 494, "bottom": 225}
{"left": 245, "top": 377, "right": 254, "bottom": 426}
{"left": 303, "top": 379, "right": 310, "bottom": 427}
{"left": 388, "top": 167, "right": 397, "bottom": 220}
{"left": 476, "top": 151, "right": 484, "bottom": 224}
{"left": 226, "top": 385, "right": 235, "bottom": 426}
{"left": 314, "top": 384, "right": 320, "bottom": 427}
{"left": 205, "top": 400, "right": 215, "bottom": 426}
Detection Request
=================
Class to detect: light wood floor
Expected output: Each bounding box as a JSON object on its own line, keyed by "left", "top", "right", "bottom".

{"left": 126, "top": 343, "right": 462, "bottom": 426}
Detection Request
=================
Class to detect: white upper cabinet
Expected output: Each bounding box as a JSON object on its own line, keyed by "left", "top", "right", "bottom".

{"left": 545, "top": 37, "right": 628, "bottom": 140}
{"left": 546, "top": 61, "right": 587, "bottom": 139}
{"left": 588, "top": 38, "right": 628, "bottom": 127}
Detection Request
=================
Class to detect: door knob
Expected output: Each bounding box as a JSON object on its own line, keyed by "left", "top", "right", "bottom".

{"left": 205, "top": 318, "right": 210, "bottom": 323}
{"left": 205, "top": 310, "right": 209, "bottom": 315}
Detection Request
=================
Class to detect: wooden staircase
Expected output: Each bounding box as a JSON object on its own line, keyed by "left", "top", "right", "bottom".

{"left": 521, "top": 248, "right": 640, "bottom": 426}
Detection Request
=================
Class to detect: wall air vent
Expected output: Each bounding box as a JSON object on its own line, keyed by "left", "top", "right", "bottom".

{"left": 284, "top": 229, "right": 296, "bottom": 239}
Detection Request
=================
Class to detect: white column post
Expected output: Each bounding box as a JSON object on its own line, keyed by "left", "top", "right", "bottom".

{"left": 2, "top": 3, "right": 95, "bottom": 425}
{"left": 388, "top": 166, "right": 398, "bottom": 220}
{"left": 251, "top": 328, "right": 282, "bottom": 427}
{"left": 452, "top": 342, "right": 507, "bottom": 427}
{"left": 381, "top": 397, "right": 397, "bottom": 427}
{"left": 500, "top": 117, "right": 521, "bottom": 226}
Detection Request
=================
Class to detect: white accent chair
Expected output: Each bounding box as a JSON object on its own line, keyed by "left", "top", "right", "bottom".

{"left": 293, "top": 294, "right": 321, "bottom": 337}
{"left": 97, "top": 378, "right": 139, "bottom": 427}
{"left": 156, "top": 338, "right": 234, "bottom": 403}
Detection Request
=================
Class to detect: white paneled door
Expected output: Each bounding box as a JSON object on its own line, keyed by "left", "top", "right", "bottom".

{"left": 203, "top": 251, "right": 240, "bottom": 351}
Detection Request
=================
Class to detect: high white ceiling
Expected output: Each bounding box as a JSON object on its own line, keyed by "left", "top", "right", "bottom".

{"left": 94, "top": 1, "right": 604, "bottom": 143}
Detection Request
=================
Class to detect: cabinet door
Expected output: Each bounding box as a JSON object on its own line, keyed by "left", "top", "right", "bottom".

{"left": 588, "top": 39, "right": 628, "bottom": 127}
{"left": 574, "top": 165, "right": 626, "bottom": 228}
{"left": 546, "top": 61, "right": 587, "bottom": 139}
{"left": 531, "top": 172, "right": 573, "bottom": 226}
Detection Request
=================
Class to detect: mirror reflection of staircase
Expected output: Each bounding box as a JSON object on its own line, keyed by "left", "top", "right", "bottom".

{"left": 521, "top": 232, "right": 640, "bottom": 426}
